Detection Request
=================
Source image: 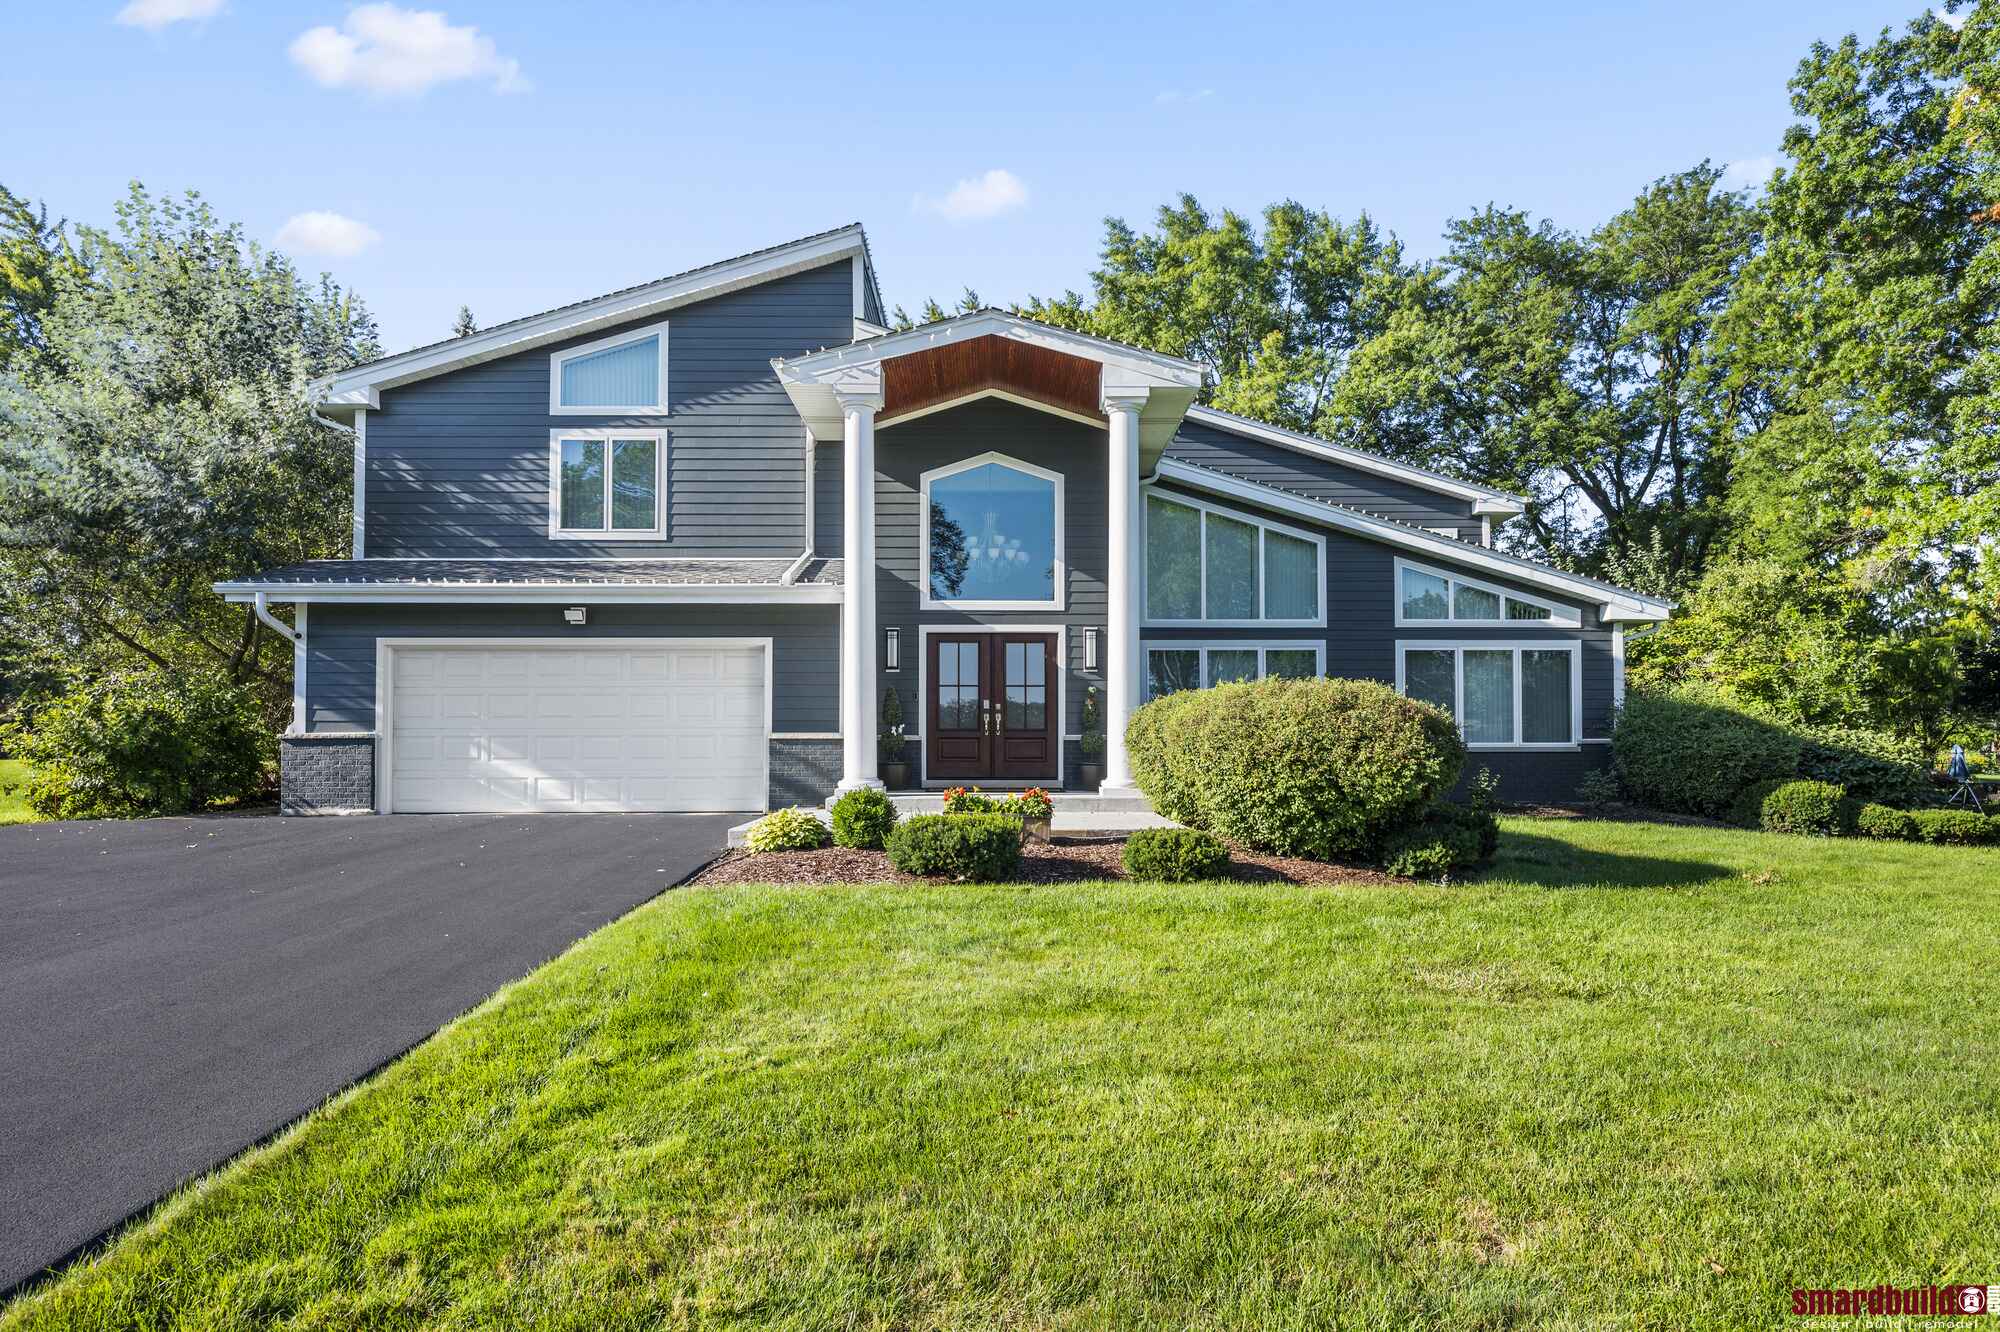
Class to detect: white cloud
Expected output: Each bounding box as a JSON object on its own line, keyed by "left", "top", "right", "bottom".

{"left": 1154, "top": 88, "right": 1215, "bottom": 105}
{"left": 275, "top": 211, "right": 382, "bottom": 258}
{"left": 1934, "top": 7, "right": 1968, "bottom": 30}
{"left": 1721, "top": 155, "right": 1778, "bottom": 190}
{"left": 289, "top": 4, "right": 528, "bottom": 97}
{"left": 912, "top": 168, "right": 1029, "bottom": 223}
{"left": 115, "top": 0, "right": 224, "bottom": 30}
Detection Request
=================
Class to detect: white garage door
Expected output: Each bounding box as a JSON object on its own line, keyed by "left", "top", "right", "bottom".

{"left": 387, "top": 643, "right": 766, "bottom": 813}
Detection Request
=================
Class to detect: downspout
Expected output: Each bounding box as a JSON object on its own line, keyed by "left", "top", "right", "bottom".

{"left": 252, "top": 591, "right": 307, "bottom": 736}
{"left": 781, "top": 427, "right": 817, "bottom": 585}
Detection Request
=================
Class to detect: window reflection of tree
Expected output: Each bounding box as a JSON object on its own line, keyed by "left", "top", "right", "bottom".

{"left": 929, "top": 502, "right": 971, "bottom": 598}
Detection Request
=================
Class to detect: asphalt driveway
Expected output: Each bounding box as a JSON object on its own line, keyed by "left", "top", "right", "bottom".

{"left": 0, "top": 810, "right": 739, "bottom": 1295}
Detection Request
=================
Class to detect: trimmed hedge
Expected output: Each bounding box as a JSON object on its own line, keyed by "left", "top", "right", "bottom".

{"left": 1614, "top": 685, "right": 1801, "bottom": 819}
{"left": 830, "top": 787, "right": 898, "bottom": 849}
{"left": 1794, "top": 724, "right": 1929, "bottom": 807}
{"left": 1382, "top": 809, "right": 1486, "bottom": 880}
{"left": 1908, "top": 809, "right": 1998, "bottom": 846}
{"left": 885, "top": 813, "right": 1022, "bottom": 880}
{"left": 1729, "top": 779, "right": 1788, "bottom": 830}
{"left": 1122, "top": 828, "right": 1230, "bottom": 882}
{"left": 1757, "top": 780, "right": 1847, "bottom": 836}
{"left": 1854, "top": 803, "right": 1919, "bottom": 841}
{"left": 1126, "top": 675, "right": 1463, "bottom": 861}
{"left": 744, "top": 807, "right": 830, "bottom": 853}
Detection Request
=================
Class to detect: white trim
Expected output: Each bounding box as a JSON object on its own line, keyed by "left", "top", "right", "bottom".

{"left": 220, "top": 584, "right": 841, "bottom": 605}
{"left": 880, "top": 387, "right": 1107, "bottom": 432}
{"left": 1612, "top": 624, "right": 1626, "bottom": 711}
{"left": 350, "top": 409, "right": 367, "bottom": 559}
{"left": 1182, "top": 405, "right": 1527, "bottom": 511}
{"left": 548, "top": 319, "right": 671, "bottom": 416}
{"left": 373, "top": 636, "right": 773, "bottom": 816}
{"left": 315, "top": 227, "right": 868, "bottom": 403}
{"left": 1391, "top": 556, "right": 1582, "bottom": 628}
{"left": 1152, "top": 458, "right": 1672, "bottom": 621}
{"left": 1393, "top": 639, "right": 1583, "bottom": 751}
{"left": 851, "top": 254, "right": 866, "bottom": 325}
{"left": 782, "top": 308, "right": 1204, "bottom": 387}
{"left": 772, "top": 731, "right": 842, "bottom": 741}
{"left": 1140, "top": 486, "right": 1327, "bottom": 629}
{"left": 292, "top": 603, "right": 308, "bottom": 735}
{"left": 916, "top": 624, "right": 1068, "bottom": 788}
{"left": 920, "top": 451, "right": 1067, "bottom": 612}
{"left": 1140, "top": 639, "right": 1326, "bottom": 700}
{"left": 546, "top": 428, "right": 668, "bottom": 540}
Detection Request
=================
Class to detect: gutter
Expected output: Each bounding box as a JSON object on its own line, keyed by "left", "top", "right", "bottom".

{"left": 251, "top": 590, "right": 301, "bottom": 642}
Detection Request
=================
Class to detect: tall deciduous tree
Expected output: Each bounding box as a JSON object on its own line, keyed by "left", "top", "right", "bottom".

{"left": 0, "top": 185, "right": 81, "bottom": 366}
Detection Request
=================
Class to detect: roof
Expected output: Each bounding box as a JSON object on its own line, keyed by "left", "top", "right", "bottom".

{"left": 313, "top": 224, "right": 879, "bottom": 411}
{"left": 1152, "top": 458, "right": 1671, "bottom": 621}
{"left": 215, "top": 558, "right": 843, "bottom": 604}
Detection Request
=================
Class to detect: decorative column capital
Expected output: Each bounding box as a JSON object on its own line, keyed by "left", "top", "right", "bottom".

{"left": 828, "top": 364, "right": 885, "bottom": 415}
{"left": 1100, "top": 389, "right": 1149, "bottom": 416}
{"left": 834, "top": 386, "right": 885, "bottom": 415}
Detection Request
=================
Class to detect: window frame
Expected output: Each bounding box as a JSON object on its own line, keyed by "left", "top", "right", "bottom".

{"left": 1141, "top": 639, "right": 1327, "bottom": 701}
{"left": 1141, "top": 487, "right": 1328, "bottom": 629}
{"left": 545, "top": 427, "right": 668, "bottom": 540}
{"left": 547, "top": 319, "right": 671, "bottom": 416}
{"left": 1393, "top": 639, "right": 1583, "bottom": 750}
{"left": 919, "top": 451, "right": 1066, "bottom": 612}
{"left": 1393, "top": 557, "right": 1580, "bottom": 628}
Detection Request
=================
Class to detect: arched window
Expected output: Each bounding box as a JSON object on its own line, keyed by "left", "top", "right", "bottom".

{"left": 921, "top": 453, "right": 1064, "bottom": 609}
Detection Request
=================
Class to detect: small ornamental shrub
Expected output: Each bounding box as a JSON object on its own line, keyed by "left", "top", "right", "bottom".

{"left": 1613, "top": 684, "right": 1801, "bottom": 818}
{"left": 829, "top": 787, "right": 898, "bottom": 850}
{"left": 885, "top": 813, "right": 1022, "bottom": 880}
{"left": 941, "top": 786, "right": 1001, "bottom": 815}
{"left": 1908, "top": 808, "right": 1996, "bottom": 846}
{"left": 1126, "top": 675, "right": 1464, "bottom": 861}
{"left": 1468, "top": 767, "right": 1501, "bottom": 815}
{"left": 1729, "top": 779, "right": 1788, "bottom": 830}
{"left": 3, "top": 670, "right": 270, "bottom": 819}
{"left": 1430, "top": 801, "right": 1500, "bottom": 860}
{"left": 1381, "top": 813, "right": 1484, "bottom": 881}
{"left": 1122, "top": 827, "right": 1230, "bottom": 882}
{"left": 1854, "top": 803, "right": 1919, "bottom": 841}
{"left": 744, "top": 807, "right": 830, "bottom": 853}
{"left": 1575, "top": 768, "right": 1621, "bottom": 807}
{"left": 1757, "top": 780, "right": 1848, "bottom": 836}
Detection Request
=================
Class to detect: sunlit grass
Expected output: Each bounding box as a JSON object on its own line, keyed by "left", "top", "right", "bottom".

{"left": 0, "top": 758, "right": 40, "bottom": 825}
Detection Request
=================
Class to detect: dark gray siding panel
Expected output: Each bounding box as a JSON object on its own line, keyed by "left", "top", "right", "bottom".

{"left": 1166, "top": 418, "right": 1481, "bottom": 540}
{"left": 304, "top": 603, "right": 838, "bottom": 733}
{"left": 814, "top": 440, "right": 843, "bottom": 556}
{"left": 365, "top": 263, "right": 847, "bottom": 557}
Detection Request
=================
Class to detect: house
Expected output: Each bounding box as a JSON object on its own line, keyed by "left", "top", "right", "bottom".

{"left": 216, "top": 224, "right": 1671, "bottom": 816}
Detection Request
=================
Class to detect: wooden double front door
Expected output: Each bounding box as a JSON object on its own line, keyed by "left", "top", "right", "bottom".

{"left": 926, "top": 632, "right": 1060, "bottom": 783}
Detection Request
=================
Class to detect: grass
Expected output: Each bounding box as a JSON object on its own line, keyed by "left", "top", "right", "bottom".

{"left": 6, "top": 818, "right": 1998, "bottom": 1330}
{"left": 0, "top": 758, "right": 40, "bottom": 825}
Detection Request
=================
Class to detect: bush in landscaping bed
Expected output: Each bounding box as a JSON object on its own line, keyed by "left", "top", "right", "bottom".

{"left": 941, "top": 786, "right": 1001, "bottom": 815}
{"left": 2, "top": 670, "right": 270, "bottom": 819}
{"left": 830, "top": 787, "right": 898, "bottom": 849}
{"left": 1381, "top": 808, "right": 1487, "bottom": 881}
{"left": 1126, "top": 675, "right": 1464, "bottom": 861}
{"left": 1854, "top": 803, "right": 1919, "bottom": 841}
{"left": 1122, "top": 827, "right": 1230, "bottom": 882}
{"left": 1728, "top": 779, "right": 1788, "bottom": 829}
{"left": 744, "top": 807, "right": 830, "bottom": 853}
{"left": 1613, "top": 684, "right": 1801, "bottom": 819}
{"left": 1907, "top": 808, "right": 1997, "bottom": 846}
{"left": 1756, "top": 780, "right": 1848, "bottom": 836}
{"left": 1794, "top": 723, "right": 1930, "bottom": 807}
{"left": 885, "top": 813, "right": 1022, "bottom": 880}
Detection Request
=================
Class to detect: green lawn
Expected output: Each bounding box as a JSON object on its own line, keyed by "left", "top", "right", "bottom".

{"left": 0, "top": 759, "right": 39, "bottom": 825}
{"left": 6, "top": 819, "right": 1997, "bottom": 1330}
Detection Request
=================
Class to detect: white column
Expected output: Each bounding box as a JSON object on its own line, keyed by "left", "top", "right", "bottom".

{"left": 837, "top": 387, "right": 884, "bottom": 791}
{"left": 1101, "top": 392, "right": 1147, "bottom": 791}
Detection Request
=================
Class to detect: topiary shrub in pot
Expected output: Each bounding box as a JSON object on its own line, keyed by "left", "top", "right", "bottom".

{"left": 744, "top": 807, "right": 830, "bottom": 853}
{"left": 1757, "top": 779, "right": 1848, "bottom": 836}
{"left": 885, "top": 813, "right": 1022, "bottom": 880}
{"left": 1125, "top": 675, "right": 1464, "bottom": 862}
{"left": 830, "top": 786, "right": 898, "bottom": 850}
{"left": 1122, "top": 827, "right": 1230, "bottom": 882}
{"left": 1613, "top": 684, "right": 1801, "bottom": 819}
{"left": 1854, "top": 803, "right": 1919, "bottom": 841}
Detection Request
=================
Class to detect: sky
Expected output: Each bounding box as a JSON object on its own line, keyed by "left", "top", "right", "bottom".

{"left": 5, "top": 0, "right": 1937, "bottom": 354}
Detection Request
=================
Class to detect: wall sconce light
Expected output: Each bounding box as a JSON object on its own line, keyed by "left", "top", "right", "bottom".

{"left": 563, "top": 606, "right": 588, "bottom": 626}
{"left": 884, "top": 627, "right": 900, "bottom": 672}
{"left": 1085, "top": 627, "right": 1100, "bottom": 672}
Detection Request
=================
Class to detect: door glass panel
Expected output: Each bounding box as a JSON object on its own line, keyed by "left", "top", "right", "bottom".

{"left": 1004, "top": 640, "right": 1047, "bottom": 731}
{"left": 1147, "top": 649, "right": 1200, "bottom": 701}
{"left": 938, "top": 641, "right": 980, "bottom": 730}
{"left": 1265, "top": 649, "right": 1318, "bottom": 680}
{"left": 1206, "top": 649, "right": 1259, "bottom": 687}
{"left": 1205, "top": 515, "right": 1259, "bottom": 618}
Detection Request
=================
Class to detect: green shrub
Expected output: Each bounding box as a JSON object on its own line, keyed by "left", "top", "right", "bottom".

{"left": 1854, "top": 803, "right": 1919, "bottom": 841}
{"left": 1126, "top": 675, "right": 1464, "bottom": 861}
{"left": 1757, "top": 779, "right": 1848, "bottom": 836}
{"left": 1381, "top": 814, "right": 1484, "bottom": 881}
{"left": 1575, "top": 768, "right": 1621, "bottom": 807}
{"left": 744, "top": 807, "right": 830, "bottom": 853}
{"left": 1794, "top": 723, "right": 1929, "bottom": 806}
{"left": 941, "top": 786, "right": 1001, "bottom": 815}
{"left": 1907, "top": 808, "right": 1996, "bottom": 846}
{"left": 885, "top": 813, "right": 1022, "bottom": 880}
{"left": 1430, "top": 801, "right": 1500, "bottom": 860}
{"left": 1122, "top": 828, "right": 1231, "bottom": 882}
{"left": 1613, "top": 684, "right": 1801, "bottom": 819}
{"left": 1729, "top": 779, "right": 1788, "bottom": 829}
{"left": 829, "top": 787, "right": 898, "bottom": 849}
{"left": 3, "top": 671, "right": 270, "bottom": 819}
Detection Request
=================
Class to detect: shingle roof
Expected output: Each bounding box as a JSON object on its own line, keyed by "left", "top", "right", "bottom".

{"left": 223, "top": 558, "right": 842, "bottom": 587}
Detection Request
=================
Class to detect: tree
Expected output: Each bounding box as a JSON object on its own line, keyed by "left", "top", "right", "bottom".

{"left": 889, "top": 287, "right": 982, "bottom": 331}
{"left": 0, "top": 184, "right": 380, "bottom": 713}
{"left": 452, "top": 304, "right": 478, "bottom": 337}
{"left": 0, "top": 185, "right": 81, "bottom": 366}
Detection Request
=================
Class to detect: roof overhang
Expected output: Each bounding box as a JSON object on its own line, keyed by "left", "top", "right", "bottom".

{"left": 1150, "top": 458, "right": 1671, "bottom": 622}
{"left": 216, "top": 582, "right": 842, "bottom": 605}
{"left": 774, "top": 311, "right": 1205, "bottom": 467}
{"left": 310, "top": 225, "right": 876, "bottom": 416}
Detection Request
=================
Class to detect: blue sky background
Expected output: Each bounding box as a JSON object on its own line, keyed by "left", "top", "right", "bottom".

{"left": 6, "top": 1, "right": 1930, "bottom": 353}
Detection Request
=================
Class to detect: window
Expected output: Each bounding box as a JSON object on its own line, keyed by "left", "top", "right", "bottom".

{"left": 1394, "top": 640, "right": 1580, "bottom": 747}
{"left": 1394, "top": 558, "right": 1578, "bottom": 627}
{"left": 1143, "top": 491, "right": 1326, "bottom": 626}
{"left": 1143, "top": 641, "right": 1326, "bottom": 701}
{"left": 547, "top": 429, "right": 665, "bottom": 538}
{"left": 549, "top": 321, "right": 669, "bottom": 414}
{"left": 922, "top": 453, "right": 1063, "bottom": 609}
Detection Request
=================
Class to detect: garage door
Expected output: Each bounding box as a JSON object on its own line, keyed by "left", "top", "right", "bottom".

{"left": 387, "top": 643, "right": 766, "bottom": 813}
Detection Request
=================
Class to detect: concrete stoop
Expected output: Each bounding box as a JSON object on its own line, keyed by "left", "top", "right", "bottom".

{"left": 726, "top": 789, "right": 1176, "bottom": 849}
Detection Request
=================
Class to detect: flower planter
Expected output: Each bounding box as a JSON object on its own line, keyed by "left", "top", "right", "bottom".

{"left": 1020, "top": 816, "right": 1052, "bottom": 844}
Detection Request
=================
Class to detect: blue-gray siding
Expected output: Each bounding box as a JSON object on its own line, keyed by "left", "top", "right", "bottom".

{"left": 363, "top": 262, "right": 850, "bottom": 558}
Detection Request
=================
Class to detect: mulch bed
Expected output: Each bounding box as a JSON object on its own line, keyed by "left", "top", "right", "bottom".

{"left": 688, "top": 833, "right": 1397, "bottom": 888}
{"left": 1499, "top": 800, "right": 1734, "bottom": 828}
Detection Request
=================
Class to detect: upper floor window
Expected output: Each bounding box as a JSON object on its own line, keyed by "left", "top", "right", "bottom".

{"left": 922, "top": 453, "right": 1064, "bottom": 610}
{"left": 549, "top": 321, "right": 669, "bottom": 415}
{"left": 547, "top": 429, "right": 665, "bottom": 539}
{"left": 1394, "top": 557, "right": 1579, "bottom": 627}
{"left": 1143, "top": 491, "right": 1324, "bottom": 627}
